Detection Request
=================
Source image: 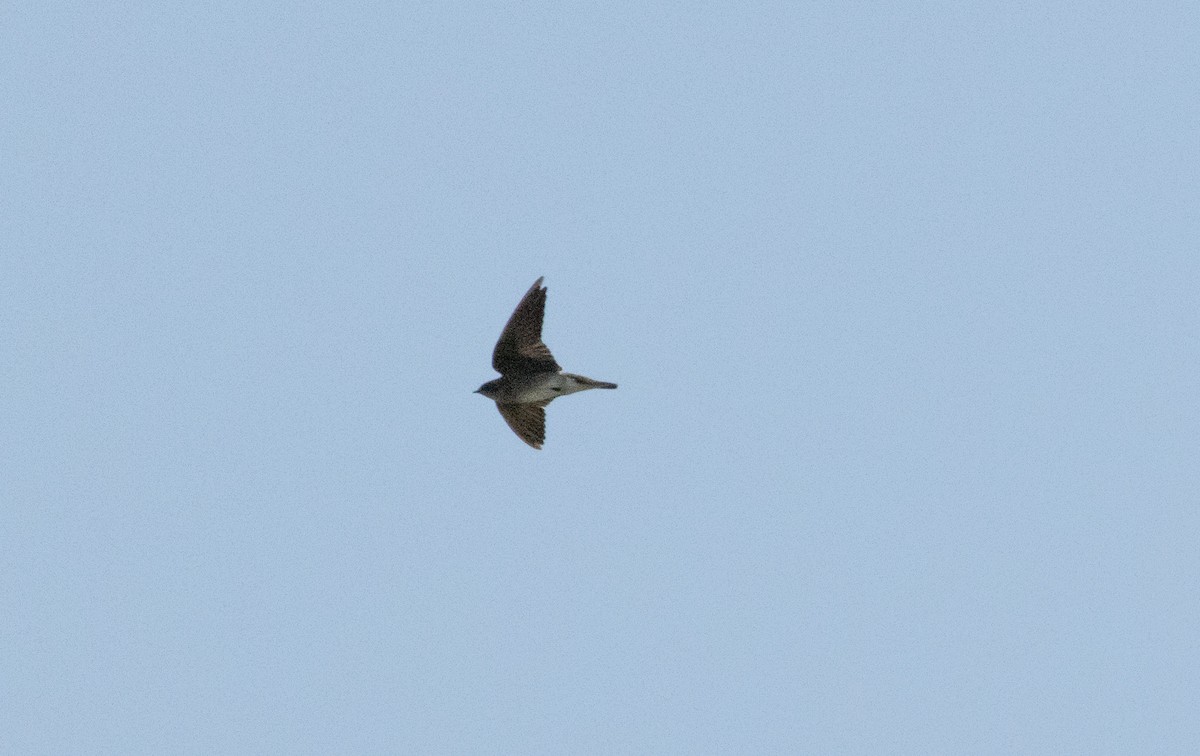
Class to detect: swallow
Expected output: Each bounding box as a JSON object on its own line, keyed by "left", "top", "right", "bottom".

{"left": 475, "top": 277, "right": 617, "bottom": 449}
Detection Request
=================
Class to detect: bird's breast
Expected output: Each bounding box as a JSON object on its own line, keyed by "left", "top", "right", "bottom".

{"left": 511, "top": 373, "right": 567, "bottom": 403}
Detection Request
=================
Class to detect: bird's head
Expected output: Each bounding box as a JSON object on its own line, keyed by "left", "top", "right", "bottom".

{"left": 474, "top": 378, "right": 502, "bottom": 399}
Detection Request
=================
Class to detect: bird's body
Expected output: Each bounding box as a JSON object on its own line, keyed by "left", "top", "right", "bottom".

{"left": 476, "top": 372, "right": 618, "bottom": 405}
{"left": 475, "top": 277, "right": 617, "bottom": 449}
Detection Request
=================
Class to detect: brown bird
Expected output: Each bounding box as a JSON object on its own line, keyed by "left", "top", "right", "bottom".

{"left": 475, "top": 277, "right": 617, "bottom": 449}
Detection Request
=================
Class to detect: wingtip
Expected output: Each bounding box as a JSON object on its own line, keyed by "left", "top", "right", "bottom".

{"left": 521, "top": 276, "right": 546, "bottom": 298}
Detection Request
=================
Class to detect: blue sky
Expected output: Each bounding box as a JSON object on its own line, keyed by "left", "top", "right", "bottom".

{"left": 3, "top": 2, "right": 1198, "bottom": 753}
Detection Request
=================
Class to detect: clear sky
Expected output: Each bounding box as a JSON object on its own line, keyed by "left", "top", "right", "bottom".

{"left": 3, "top": 3, "right": 1198, "bottom": 753}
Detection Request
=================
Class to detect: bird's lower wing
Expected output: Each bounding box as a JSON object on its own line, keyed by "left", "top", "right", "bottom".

{"left": 496, "top": 402, "right": 549, "bottom": 449}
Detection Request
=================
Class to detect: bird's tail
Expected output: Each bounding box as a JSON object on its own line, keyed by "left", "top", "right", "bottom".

{"left": 564, "top": 373, "right": 618, "bottom": 389}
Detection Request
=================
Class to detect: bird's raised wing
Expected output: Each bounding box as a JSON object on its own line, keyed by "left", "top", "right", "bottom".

{"left": 492, "top": 277, "right": 561, "bottom": 375}
{"left": 496, "top": 401, "right": 548, "bottom": 449}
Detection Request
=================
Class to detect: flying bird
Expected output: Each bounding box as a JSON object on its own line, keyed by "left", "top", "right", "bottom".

{"left": 475, "top": 277, "right": 617, "bottom": 449}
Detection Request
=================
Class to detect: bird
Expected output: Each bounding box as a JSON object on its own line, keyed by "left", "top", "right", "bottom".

{"left": 475, "top": 277, "right": 617, "bottom": 449}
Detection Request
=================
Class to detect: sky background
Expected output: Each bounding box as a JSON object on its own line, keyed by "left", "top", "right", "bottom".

{"left": 3, "top": 2, "right": 1198, "bottom": 753}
